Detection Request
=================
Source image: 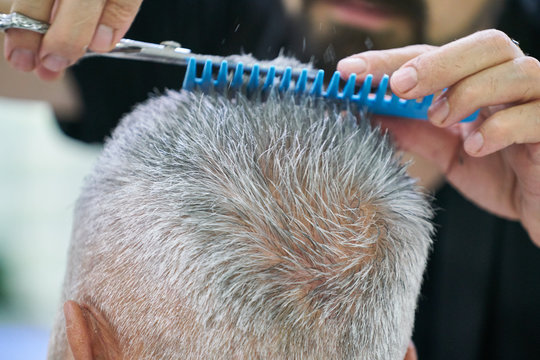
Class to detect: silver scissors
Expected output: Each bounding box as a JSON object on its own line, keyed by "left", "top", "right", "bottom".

{"left": 0, "top": 12, "right": 317, "bottom": 79}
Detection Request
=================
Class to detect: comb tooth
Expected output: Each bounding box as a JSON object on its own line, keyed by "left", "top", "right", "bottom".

{"left": 404, "top": 98, "right": 418, "bottom": 110}
{"left": 294, "top": 69, "right": 308, "bottom": 94}
{"left": 411, "top": 94, "right": 434, "bottom": 119}
{"left": 279, "top": 67, "right": 292, "bottom": 92}
{"left": 342, "top": 74, "right": 356, "bottom": 101}
{"left": 215, "top": 61, "right": 229, "bottom": 93}
{"left": 358, "top": 74, "right": 373, "bottom": 104}
{"left": 247, "top": 64, "right": 260, "bottom": 94}
{"left": 231, "top": 62, "right": 245, "bottom": 91}
{"left": 309, "top": 70, "right": 325, "bottom": 97}
{"left": 375, "top": 75, "right": 389, "bottom": 106}
{"left": 262, "top": 66, "right": 276, "bottom": 91}
{"left": 200, "top": 59, "right": 214, "bottom": 93}
{"left": 390, "top": 93, "right": 401, "bottom": 106}
{"left": 421, "top": 94, "right": 435, "bottom": 108}
{"left": 461, "top": 109, "right": 480, "bottom": 123}
{"left": 325, "top": 71, "right": 341, "bottom": 99}
{"left": 182, "top": 57, "right": 198, "bottom": 91}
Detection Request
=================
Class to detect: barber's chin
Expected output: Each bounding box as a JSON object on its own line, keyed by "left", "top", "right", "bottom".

{"left": 324, "top": 0, "right": 401, "bottom": 31}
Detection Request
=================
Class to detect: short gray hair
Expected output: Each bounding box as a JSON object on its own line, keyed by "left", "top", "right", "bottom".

{"left": 49, "top": 90, "right": 433, "bottom": 359}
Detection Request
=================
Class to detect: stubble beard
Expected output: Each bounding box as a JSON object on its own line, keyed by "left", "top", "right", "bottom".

{"left": 294, "top": 0, "right": 427, "bottom": 72}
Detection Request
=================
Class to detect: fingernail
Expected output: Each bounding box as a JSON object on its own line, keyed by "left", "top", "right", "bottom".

{"left": 391, "top": 67, "right": 418, "bottom": 93}
{"left": 464, "top": 132, "right": 484, "bottom": 154}
{"left": 90, "top": 24, "right": 114, "bottom": 51}
{"left": 10, "top": 48, "right": 36, "bottom": 71}
{"left": 42, "top": 54, "right": 70, "bottom": 72}
{"left": 428, "top": 97, "right": 450, "bottom": 125}
{"left": 337, "top": 57, "right": 367, "bottom": 74}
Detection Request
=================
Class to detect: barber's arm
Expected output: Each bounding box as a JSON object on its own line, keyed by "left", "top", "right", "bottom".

{"left": 338, "top": 29, "right": 540, "bottom": 246}
{"left": 3, "top": 0, "right": 143, "bottom": 80}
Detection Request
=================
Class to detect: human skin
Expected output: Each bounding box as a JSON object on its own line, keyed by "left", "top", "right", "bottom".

{"left": 282, "top": 0, "right": 500, "bottom": 64}
{"left": 3, "top": 0, "right": 142, "bottom": 80}
{"left": 285, "top": 1, "right": 540, "bottom": 246}
{"left": 337, "top": 30, "right": 540, "bottom": 246}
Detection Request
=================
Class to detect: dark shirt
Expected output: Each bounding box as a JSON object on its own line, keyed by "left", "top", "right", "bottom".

{"left": 58, "top": 1, "right": 540, "bottom": 359}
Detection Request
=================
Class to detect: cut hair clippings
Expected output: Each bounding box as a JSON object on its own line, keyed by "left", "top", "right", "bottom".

{"left": 1, "top": 11, "right": 479, "bottom": 122}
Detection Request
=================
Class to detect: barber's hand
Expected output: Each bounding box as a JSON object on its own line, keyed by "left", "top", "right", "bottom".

{"left": 338, "top": 29, "right": 540, "bottom": 246}
{"left": 4, "top": 0, "right": 143, "bottom": 80}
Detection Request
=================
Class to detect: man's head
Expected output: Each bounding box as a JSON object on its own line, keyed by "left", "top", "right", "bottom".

{"left": 282, "top": 0, "right": 505, "bottom": 66}
{"left": 49, "top": 91, "right": 433, "bottom": 359}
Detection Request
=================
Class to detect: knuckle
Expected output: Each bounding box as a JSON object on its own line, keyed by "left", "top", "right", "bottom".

{"left": 359, "top": 50, "right": 378, "bottom": 64}
{"left": 408, "top": 47, "right": 439, "bottom": 74}
{"left": 104, "top": 0, "right": 139, "bottom": 24}
{"left": 4, "top": 29, "right": 42, "bottom": 53}
{"left": 481, "top": 29, "right": 520, "bottom": 57}
{"left": 527, "top": 143, "right": 540, "bottom": 165}
{"left": 416, "top": 44, "right": 436, "bottom": 53}
{"left": 515, "top": 56, "right": 540, "bottom": 76}
{"left": 534, "top": 101, "right": 540, "bottom": 121}
{"left": 483, "top": 114, "right": 510, "bottom": 144}
{"left": 456, "top": 81, "right": 481, "bottom": 102}
{"left": 361, "top": 51, "right": 390, "bottom": 74}
{"left": 403, "top": 44, "right": 434, "bottom": 54}
{"left": 44, "top": 36, "right": 86, "bottom": 60}
{"left": 483, "top": 29, "right": 510, "bottom": 44}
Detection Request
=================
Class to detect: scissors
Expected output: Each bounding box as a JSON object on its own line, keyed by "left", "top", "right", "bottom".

{"left": 0, "top": 12, "right": 317, "bottom": 79}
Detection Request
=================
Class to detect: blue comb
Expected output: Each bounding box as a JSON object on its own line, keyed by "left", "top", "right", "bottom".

{"left": 0, "top": 12, "right": 478, "bottom": 122}
{"left": 183, "top": 58, "right": 479, "bottom": 122}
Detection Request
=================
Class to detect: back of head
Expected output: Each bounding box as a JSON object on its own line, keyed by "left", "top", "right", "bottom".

{"left": 49, "top": 90, "right": 433, "bottom": 359}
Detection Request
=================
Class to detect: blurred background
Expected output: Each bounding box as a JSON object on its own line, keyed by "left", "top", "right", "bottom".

{"left": 0, "top": 57, "right": 102, "bottom": 358}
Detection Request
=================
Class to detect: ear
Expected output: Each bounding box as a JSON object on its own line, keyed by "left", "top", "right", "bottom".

{"left": 404, "top": 341, "right": 418, "bottom": 360}
{"left": 64, "top": 300, "right": 122, "bottom": 360}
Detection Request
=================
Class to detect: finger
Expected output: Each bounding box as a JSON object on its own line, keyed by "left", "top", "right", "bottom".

{"left": 463, "top": 100, "right": 540, "bottom": 157}
{"left": 379, "top": 116, "right": 520, "bottom": 220}
{"left": 89, "top": 0, "right": 143, "bottom": 52}
{"left": 337, "top": 44, "right": 436, "bottom": 84}
{"left": 4, "top": 0, "right": 55, "bottom": 71}
{"left": 38, "top": 0, "right": 107, "bottom": 74}
{"left": 517, "top": 143, "right": 540, "bottom": 247}
{"left": 390, "top": 29, "right": 524, "bottom": 99}
{"left": 428, "top": 56, "right": 540, "bottom": 127}
{"left": 34, "top": 63, "right": 64, "bottom": 81}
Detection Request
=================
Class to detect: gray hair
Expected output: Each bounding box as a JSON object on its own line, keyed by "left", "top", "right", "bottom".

{"left": 49, "top": 90, "right": 433, "bottom": 359}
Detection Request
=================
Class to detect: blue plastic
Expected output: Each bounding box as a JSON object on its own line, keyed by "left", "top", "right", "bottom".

{"left": 182, "top": 57, "right": 479, "bottom": 122}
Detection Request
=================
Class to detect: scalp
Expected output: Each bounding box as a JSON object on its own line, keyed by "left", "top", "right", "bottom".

{"left": 52, "top": 90, "right": 433, "bottom": 359}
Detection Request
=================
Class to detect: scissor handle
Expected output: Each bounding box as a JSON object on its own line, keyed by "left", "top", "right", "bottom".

{"left": 0, "top": 12, "right": 196, "bottom": 62}
{"left": 0, "top": 11, "right": 316, "bottom": 81}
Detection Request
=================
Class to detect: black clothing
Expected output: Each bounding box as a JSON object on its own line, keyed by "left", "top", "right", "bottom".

{"left": 59, "top": 1, "right": 540, "bottom": 359}
{"left": 414, "top": 186, "right": 540, "bottom": 360}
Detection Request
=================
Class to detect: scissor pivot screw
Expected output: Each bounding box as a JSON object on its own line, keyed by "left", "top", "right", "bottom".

{"left": 160, "top": 41, "right": 182, "bottom": 49}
